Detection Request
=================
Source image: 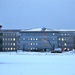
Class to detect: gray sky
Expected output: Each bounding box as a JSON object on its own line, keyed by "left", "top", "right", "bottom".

{"left": 0, "top": 0, "right": 75, "bottom": 29}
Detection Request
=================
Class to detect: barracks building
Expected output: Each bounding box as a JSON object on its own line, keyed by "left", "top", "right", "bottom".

{"left": 0, "top": 27, "right": 75, "bottom": 52}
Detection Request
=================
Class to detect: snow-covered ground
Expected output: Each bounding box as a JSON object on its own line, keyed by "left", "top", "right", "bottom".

{"left": 0, "top": 51, "right": 75, "bottom": 75}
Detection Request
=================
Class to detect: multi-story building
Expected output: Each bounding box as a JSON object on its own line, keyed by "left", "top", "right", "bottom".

{"left": 58, "top": 31, "right": 75, "bottom": 50}
{"left": 0, "top": 30, "right": 20, "bottom": 51}
{"left": 18, "top": 29, "right": 59, "bottom": 51}
{"left": 0, "top": 27, "right": 75, "bottom": 52}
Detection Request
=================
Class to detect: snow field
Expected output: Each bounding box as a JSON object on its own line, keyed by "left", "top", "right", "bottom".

{"left": 0, "top": 52, "right": 75, "bottom": 75}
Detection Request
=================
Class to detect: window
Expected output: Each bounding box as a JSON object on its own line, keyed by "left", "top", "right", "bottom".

{"left": 31, "top": 38, "right": 32, "bottom": 40}
{"left": 36, "top": 38, "right": 38, "bottom": 40}
{"left": 67, "top": 48, "right": 69, "bottom": 50}
{"left": 33, "top": 48, "right": 35, "bottom": 50}
{"left": 11, "top": 43, "right": 13, "bottom": 45}
{"left": 28, "top": 38, "right": 30, "bottom": 40}
{"left": 33, "top": 43, "right": 35, "bottom": 45}
{"left": 31, "top": 43, "right": 32, "bottom": 45}
{"left": 8, "top": 48, "right": 10, "bottom": 50}
{"left": 65, "top": 38, "right": 66, "bottom": 41}
{"left": 59, "top": 38, "right": 61, "bottom": 40}
{"left": 13, "top": 48, "right": 15, "bottom": 50}
{"left": 53, "top": 33, "right": 55, "bottom": 35}
{"left": 53, "top": 38, "right": 55, "bottom": 40}
{"left": 31, "top": 48, "right": 32, "bottom": 50}
{"left": 68, "top": 34, "right": 70, "bottom": 35}
{"left": 8, "top": 38, "right": 10, "bottom": 41}
{"left": 13, "top": 33, "right": 15, "bottom": 36}
{"left": 13, "top": 43, "right": 15, "bottom": 46}
{"left": 64, "top": 43, "right": 67, "bottom": 46}
{"left": 22, "top": 38, "right": 25, "bottom": 40}
{"left": 5, "top": 34, "right": 7, "bottom": 35}
{"left": 65, "top": 34, "right": 66, "bottom": 35}
{"left": 11, "top": 33, "right": 13, "bottom": 35}
{"left": 36, "top": 43, "right": 38, "bottom": 45}
{"left": 11, "top": 48, "right": 13, "bottom": 50}
{"left": 3, "top": 34, "right": 4, "bottom": 36}
{"left": 4, "top": 48, "right": 7, "bottom": 50}
{"left": 5, "top": 43, "right": 7, "bottom": 45}
{"left": 13, "top": 38, "right": 15, "bottom": 41}
{"left": 8, "top": 43, "right": 10, "bottom": 45}
{"left": 28, "top": 43, "right": 30, "bottom": 45}
{"left": 36, "top": 48, "right": 37, "bottom": 50}
{"left": 61, "top": 34, "right": 63, "bottom": 36}
{"left": 3, "top": 48, "right": 4, "bottom": 50}
{"left": 11, "top": 38, "right": 12, "bottom": 41}
{"left": 3, "top": 43, "right": 4, "bottom": 45}
{"left": 62, "top": 38, "right": 64, "bottom": 41}
{"left": 5, "top": 38, "right": 7, "bottom": 41}
{"left": 28, "top": 43, "right": 38, "bottom": 45}
{"left": 33, "top": 38, "right": 35, "bottom": 40}
{"left": 3, "top": 38, "right": 4, "bottom": 40}
{"left": 59, "top": 43, "right": 61, "bottom": 45}
{"left": 5, "top": 48, "right": 7, "bottom": 50}
{"left": 64, "top": 48, "right": 67, "bottom": 50}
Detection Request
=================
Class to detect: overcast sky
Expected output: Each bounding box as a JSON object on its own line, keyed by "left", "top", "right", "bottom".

{"left": 0, "top": 0, "right": 75, "bottom": 29}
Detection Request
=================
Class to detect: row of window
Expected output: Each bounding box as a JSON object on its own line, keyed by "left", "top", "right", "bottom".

{"left": 30, "top": 48, "right": 71, "bottom": 50}
{"left": 60, "top": 33, "right": 72, "bottom": 36}
{"left": 23, "top": 43, "right": 38, "bottom": 45}
{"left": 3, "top": 43, "right": 16, "bottom": 46}
{"left": 21, "top": 38, "right": 38, "bottom": 41}
{"left": 28, "top": 43, "right": 38, "bottom": 45}
{"left": 2, "top": 37, "right": 73, "bottom": 41}
{"left": 2, "top": 47, "right": 72, "bottom": 51}
{"left": 3, "top": 33, "right": 16, "bottom": 36}
{"left": 20, "top": 33, "right": 56, "bottom": 36}
{"left": 30, "top": 48, "right": 71, "bottom": 51}
{"left": 21, "top": 38, "right": 57, "bottom": 41}
{"left": 22, "top": 43, "right": 49, "bottom": 46}
{"left": 3, "top": 38, "right": 16, "bottom": 41}
{"left": 58, "top": 38, "right": 73, "bottom": 41}
{"left": 59, "top": 43, "right": 74, "bottom": 46}
{"left": 3, "top": 48, "right": 16, "bottom": 50}
{"left": 30, "top": 48, "right": 37, "bottom": 50}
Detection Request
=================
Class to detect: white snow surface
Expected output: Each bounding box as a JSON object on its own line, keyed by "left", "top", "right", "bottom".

{"left": 0, "top": 51, "right": 75, "bottom": 75}
{"left": 21, "top": 28, "right": 54, "bottom": 31}
{"left": 21, "top": 28, "right": 75, "bottom": 31}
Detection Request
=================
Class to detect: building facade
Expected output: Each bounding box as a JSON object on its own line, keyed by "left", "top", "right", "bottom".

{"left": 58, "top": 31, "right": 75, "bottom": 50}
{"left": 0, "top": 28, "right": 75, "bottom": 51}
{"left": 18, "top": 31, "right": 59, "bottom": 51}
{"left": 0, "top": 30, "right": 20, "bottom": 51}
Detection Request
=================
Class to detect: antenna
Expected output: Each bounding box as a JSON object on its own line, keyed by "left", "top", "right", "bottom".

{"left": 0, "top": 25, "right": 2, "bottom": 29}
{"left": 42, "top": 27, "right": 46, "bottom": 31}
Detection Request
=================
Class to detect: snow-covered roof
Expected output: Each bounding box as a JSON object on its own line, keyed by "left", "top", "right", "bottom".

{"left": 21, "top": 28, "right": 75, "bottom": 31}
{"left": 21, "top": 28, "right": 55, "bottom": 31}
{"left": 54, "top": 29, "right": 75, "bottom": 31}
